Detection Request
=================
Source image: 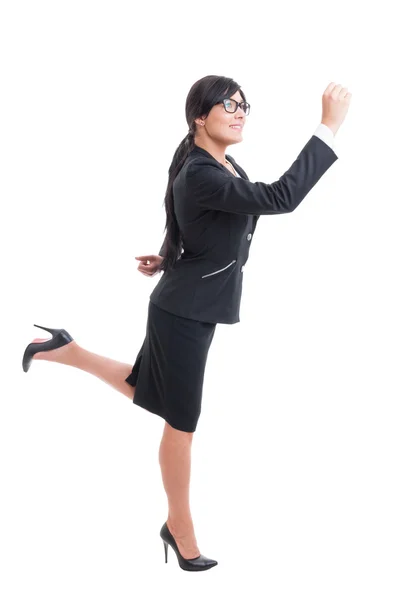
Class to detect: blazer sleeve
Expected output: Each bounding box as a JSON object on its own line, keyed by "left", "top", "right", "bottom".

{"left": 186, "top": 135, "right": 338, "bottom": 216}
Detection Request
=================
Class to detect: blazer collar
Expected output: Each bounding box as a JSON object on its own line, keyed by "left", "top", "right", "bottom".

{"left": 189, "top": 144, "right": 247, "bottom": 179}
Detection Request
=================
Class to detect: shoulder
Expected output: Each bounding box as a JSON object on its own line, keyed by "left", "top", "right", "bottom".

{"left": 185, "top": 155, "right": 225, "bottom": 179}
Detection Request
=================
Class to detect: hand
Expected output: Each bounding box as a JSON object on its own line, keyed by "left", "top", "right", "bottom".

{"left": 321, "top": 82, "right": 352, "bottom": 135}
{"left": 135, "top": 254, "right": 163, "bottom": 277}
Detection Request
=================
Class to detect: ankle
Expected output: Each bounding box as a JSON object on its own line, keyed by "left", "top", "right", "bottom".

{"left": 53, "top": 340, "right": 80, "bottom": 364}
{"left": 167, "top": 516, "right": 194, "bottom": 537}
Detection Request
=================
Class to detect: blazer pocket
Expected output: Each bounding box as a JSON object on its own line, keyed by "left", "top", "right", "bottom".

{"left": 201, "top": 259, "right": 237, "bottom": 279}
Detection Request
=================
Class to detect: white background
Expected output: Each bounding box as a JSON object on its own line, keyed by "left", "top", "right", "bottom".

{"left": 1, "top": 0, "right": 397, "bottom": 598}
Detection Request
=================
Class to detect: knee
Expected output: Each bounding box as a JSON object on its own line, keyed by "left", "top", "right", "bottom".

{"left": 164, "top": 421, "right": 194, "bottom": 439}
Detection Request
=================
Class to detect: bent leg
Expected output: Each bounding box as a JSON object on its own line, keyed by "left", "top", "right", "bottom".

{"left": 32, "top": 338, "right": 135, "bottom": 400}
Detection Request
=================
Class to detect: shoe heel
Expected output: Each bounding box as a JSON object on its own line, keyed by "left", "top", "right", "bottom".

{"left": 22, "top": 324, "right": 74, "bottom": 373}
{"left": 33, "top": 324, "right": 63, "bottom": 336}
{"left": 163, "top": 540, "right": 168, "bottom": 563}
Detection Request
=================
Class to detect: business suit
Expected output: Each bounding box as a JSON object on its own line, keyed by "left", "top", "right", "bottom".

{"left": 126, "top": 127, "right": 338, "bottom": 431}
{"left": 150, "top": 131, "right": 339, "bottom": 324}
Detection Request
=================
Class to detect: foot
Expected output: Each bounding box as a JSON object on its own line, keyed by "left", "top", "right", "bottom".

{"left": 30, "top": 337, "right": 78, "bottom": 363}
{"left": 166, "top": 520, "right": 201, "bottom": 560}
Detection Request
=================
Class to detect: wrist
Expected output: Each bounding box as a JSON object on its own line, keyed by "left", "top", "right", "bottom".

{"left": 321, "top": 120, "right": 339, "bottom": 135}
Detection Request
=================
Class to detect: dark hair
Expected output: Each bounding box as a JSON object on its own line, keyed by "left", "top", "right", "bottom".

{"left": 158, "top": 75, "right": 247, "bottom": 273}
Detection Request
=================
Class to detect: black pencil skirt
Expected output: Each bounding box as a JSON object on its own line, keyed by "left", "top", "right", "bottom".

{"left": 125, "top": 300, "right": 217, "bottom": 433}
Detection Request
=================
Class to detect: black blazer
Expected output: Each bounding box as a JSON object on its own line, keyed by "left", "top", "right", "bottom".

{"left": 149, "top": 135, "right": 338, "bottom": 324}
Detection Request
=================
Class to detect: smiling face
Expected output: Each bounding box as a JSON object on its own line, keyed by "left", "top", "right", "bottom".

{"left": 194, "top": 90, "right": 247, "bottom": 147}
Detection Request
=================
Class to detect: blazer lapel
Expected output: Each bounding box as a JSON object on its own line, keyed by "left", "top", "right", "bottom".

{"left": 189, "top": 144, "right": 259, "bottom": 231}
{"left": 224, "top": 154, "right": 259, "bottom": 232}
{"left": 225, "top": 154, "right": 249, "bottom": 180}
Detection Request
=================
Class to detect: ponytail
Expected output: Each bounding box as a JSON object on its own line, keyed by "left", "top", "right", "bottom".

{"left": 158, "top": 127, "right": 196, "bottom": 273}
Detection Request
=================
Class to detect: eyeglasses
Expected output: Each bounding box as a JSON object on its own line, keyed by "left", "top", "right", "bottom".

{"left": 219, "top": 98, "right": 251, "bottom": 116}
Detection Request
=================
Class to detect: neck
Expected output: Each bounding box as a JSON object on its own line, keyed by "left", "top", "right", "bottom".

{"left": 193, "top": 137, "right": 230, "bottom": 166}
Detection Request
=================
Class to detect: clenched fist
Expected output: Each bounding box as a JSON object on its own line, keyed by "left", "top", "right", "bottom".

{"left": 321, "top": 82, "right": 352, "bottom": 135}
{"left": 135, "top": 254, "right": 163, "bottom": 277}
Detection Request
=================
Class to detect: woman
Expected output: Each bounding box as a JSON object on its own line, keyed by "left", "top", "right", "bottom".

{"left": 22, "top": 76, "right": 351, "bottom": 572}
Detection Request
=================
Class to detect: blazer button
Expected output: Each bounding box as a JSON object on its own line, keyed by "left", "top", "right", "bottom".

{"left": 247, "top": 233, "right": 252, "bottom": 241}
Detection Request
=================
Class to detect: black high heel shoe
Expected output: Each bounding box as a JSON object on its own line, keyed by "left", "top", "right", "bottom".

{"left": 160, "top": 522, "right": 218, "bottom": 571}
{"left": 22, "top": 324, "right": 74, "bottom": 373}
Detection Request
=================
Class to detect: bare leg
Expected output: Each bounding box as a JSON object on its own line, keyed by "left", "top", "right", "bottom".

{"left": 32, "top": 337, "right": 200, "bottom": 558}
{"left": 159, "top": 421, "right": 201, "bottom": 560}
{"left": 31, "top": 338, "right": 135, "bottom": 400}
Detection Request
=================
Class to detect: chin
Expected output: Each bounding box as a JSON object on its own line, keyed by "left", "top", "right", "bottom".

{"left": 228, "top": 138, "right": 242, "bottom": 145}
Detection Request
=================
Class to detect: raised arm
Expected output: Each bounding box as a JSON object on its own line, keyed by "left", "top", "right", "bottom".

{"left": 186, "top": 134, "right": 338, "bottom": 216}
